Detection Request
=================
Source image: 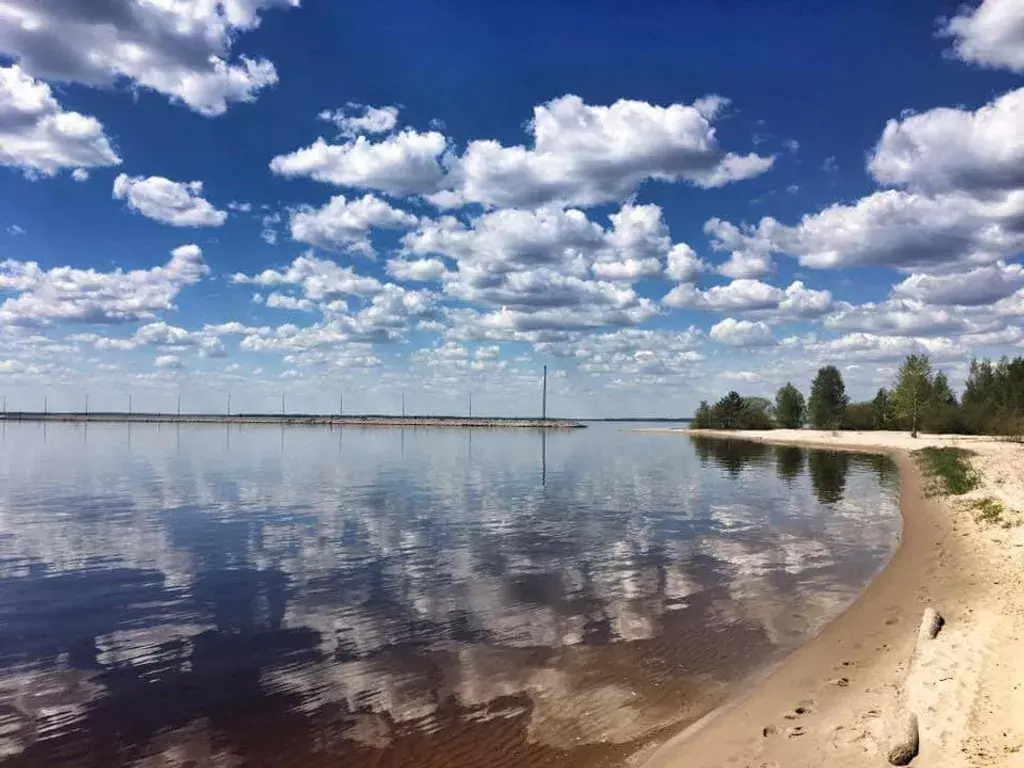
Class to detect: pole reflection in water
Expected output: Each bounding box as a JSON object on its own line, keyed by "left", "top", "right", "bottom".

{"left": 541, "top": 429, "right": 547, "bottom": 486}
{"left": 0, "top": 424, "right": 900, "bottom": 768}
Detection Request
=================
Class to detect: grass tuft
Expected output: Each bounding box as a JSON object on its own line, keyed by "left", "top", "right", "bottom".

{"left": 913, "top": 447, "right": 980, "bottom": 496}
{"left": 970, "top": 497, "right": 1020, "bottom": 528}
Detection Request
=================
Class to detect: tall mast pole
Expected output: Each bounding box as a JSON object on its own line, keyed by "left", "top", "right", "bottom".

{"left": 542, "top": 365, "right": 547, "bottom": 420}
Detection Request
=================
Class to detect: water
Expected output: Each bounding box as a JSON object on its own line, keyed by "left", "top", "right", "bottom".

{"left": 0, "top": 422, "right": 900, "bottom": 767}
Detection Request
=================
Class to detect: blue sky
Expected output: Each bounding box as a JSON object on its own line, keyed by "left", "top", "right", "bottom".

{"left": 1, "top": 0, "right": 1023, "bottom": 417}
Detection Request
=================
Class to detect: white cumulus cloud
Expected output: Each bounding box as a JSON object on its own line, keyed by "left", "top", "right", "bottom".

{"left": 0, "top": 64, "right": 120, "bottom": 177}
{"left": 270, "top": 129, "right": 448, "bottom": 196}
{"left": 0, "top": 244, "right": 209, "bottom": 326}
{"left": 386, "top": 258, "right": 450, "bottom": 282}
{"left": 0, "top": 0, "right": 300, "bottom": 116}
{"left": 232, "top": 252, "right": 383, "bottom": 301}
{"left": 155, "top": 354, "right": 184, "bottom": 370}
{"left": 435, "top": 94, "right": 774, "bottom": 209}
{"left": 708, "top": 87, "right": 1024, "bottom": 274}
{"left": 319, "top": 104, "right": 400, "bottom": 138}
{"left": 113, "top": 174, "right": 227, "bottom": 227}
{"left": 869, "top": 87, "right": 1024, "bottom": 195}
{"left": 289, "top": 194, "right": 419, "bottom": 255}
{"left": 400, "top": 204, "right": 687, "bottom": 336}
{"left": 892, "top": 262, "right": 1024, "bottom": 305}
{"left": 709, "top": 318, "right": 775, "bottom": 347}
{"left": 940, "top": 0, "right": 1024, "bottom": 73}
{"left": 272, "top": 94, "right": 772, "bottom": 208}
{"left": 664, "top": 279, "right": 832, "bottom": 317}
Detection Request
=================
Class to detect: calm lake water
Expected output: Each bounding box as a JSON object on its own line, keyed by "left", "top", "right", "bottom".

{"left": 0, "top": 422, "right": 900, "bottom": 767}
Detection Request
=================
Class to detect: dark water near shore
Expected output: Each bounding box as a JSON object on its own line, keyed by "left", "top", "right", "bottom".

{"left": 0, "top": 423, "right": 899, "bottom": 767}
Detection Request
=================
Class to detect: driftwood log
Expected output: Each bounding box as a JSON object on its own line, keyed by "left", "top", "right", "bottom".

{"left": 886, "top": 608, "right": 944, "bottom": 765}
{"left": 916, "top": 607, "right": 944, "bottom": 645}
{"left": 887, "top": 711, "right": 920, "bottom": 766}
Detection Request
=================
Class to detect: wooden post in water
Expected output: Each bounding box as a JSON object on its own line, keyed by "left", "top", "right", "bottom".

{"left": 542, "top": 365, "right": 548, "bottom": 421}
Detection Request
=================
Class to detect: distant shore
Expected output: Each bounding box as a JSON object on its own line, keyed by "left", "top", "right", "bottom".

{"left": 636, "top": 428, "right": 1024, "bottom": 768}
{"left": 0, "top": 412, "right": 585, "bottom": 429}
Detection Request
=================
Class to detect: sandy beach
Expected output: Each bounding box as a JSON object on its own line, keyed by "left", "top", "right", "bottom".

{"left": 636, "top": 429, "right": 1024, "bottom": 768}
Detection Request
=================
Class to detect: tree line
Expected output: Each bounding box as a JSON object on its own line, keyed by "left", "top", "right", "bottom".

{"left": 692, "top": 355, "right": 1024, "bottom": 438}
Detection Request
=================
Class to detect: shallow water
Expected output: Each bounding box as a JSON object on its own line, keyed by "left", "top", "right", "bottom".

{"left": 0, "top": 422, "right": 899, "bottom": 767}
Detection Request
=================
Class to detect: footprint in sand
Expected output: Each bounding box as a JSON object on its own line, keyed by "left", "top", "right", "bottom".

{"left": 784, "top": 701, "right": 815, "bottom": 720}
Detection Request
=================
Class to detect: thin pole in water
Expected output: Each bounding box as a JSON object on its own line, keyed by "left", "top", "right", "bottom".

{"left": 469, "top": 392, "right": 473, "bottom": 418}
{"left": 85, "top": 394, "right": 89, "bottom": 415}
{"left": 44, "top": 395, "right": 47, "bottom": 415}
{"left": 281, "top": 393, "right": 285, "bottom": 415}
{"left": 227, "top": 393, "right": 231, "bottom": 416}
{"left": 542, "top": 365, "right": 547, "bottom": 420}
{"left": 340, "top": 393, "right": 343, "bottom": 417}
{"left": 129, "top": 395, "right": 133, "bottom": 415}
{"left": 402, "top": 393, "right": 406, "bottom": 417}
{"left": 177, "top": 394, "right": 181, "bottom": 416}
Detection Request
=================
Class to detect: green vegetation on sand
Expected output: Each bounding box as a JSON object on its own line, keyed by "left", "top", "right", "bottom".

{"left": 913, "top": 447, "right": 980, "bottom": 496}
{"left": 969, "top": 497, "right": 1019, "bottom": 528}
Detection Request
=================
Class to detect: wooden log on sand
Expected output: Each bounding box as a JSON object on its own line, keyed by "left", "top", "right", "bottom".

{"left": 916, "top": 607, "right": 944, "bottom": 645}
{"left": 886, "top": 608, "right": 943, "bottom": 765}
{"left": 887, "top": 711, "right": 920, "bottom": 766}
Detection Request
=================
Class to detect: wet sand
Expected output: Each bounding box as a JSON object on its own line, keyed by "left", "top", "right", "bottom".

{"left": 635, "top": 429, "right": 1024, "bottom": 768}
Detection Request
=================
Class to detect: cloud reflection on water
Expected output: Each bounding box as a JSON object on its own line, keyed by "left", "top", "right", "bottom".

{"left": 0, "top": 424, "right": 899, "bottom": 767}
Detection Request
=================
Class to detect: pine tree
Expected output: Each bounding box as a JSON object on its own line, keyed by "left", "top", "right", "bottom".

{"left": 871, "top": 388, "right": 890, "bottom": 429}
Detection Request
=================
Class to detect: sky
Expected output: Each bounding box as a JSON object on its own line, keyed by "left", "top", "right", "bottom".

{"left": 1, "top": 0, "right": 1023, "bottom": 418}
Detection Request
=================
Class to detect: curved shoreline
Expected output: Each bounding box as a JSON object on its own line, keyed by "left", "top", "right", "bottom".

{"left": 634, "top": 429, "right": 1024, "bottom": 768}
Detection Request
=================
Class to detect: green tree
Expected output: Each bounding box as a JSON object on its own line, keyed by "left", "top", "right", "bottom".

{"left": 808, "top": 366, "right": 848, "bottom": 430}
{"left": 871, "top": 388, "right": 891, "bottom": 430}
{"left": 925, "top": 371, "right": 961, "bottom": 433}
{"left": 692, "top": 394, "right": 774, "bottom": 430}
{"left": 932, "top": 371, "right": 954, "bottom": 406}
{"left": 962, "top": 356, "right": 1024, "bottom": 436}
{"left": 891, "top": 354, "right": 933, "bottom": 438}
{"left": 715, "top": 391, "right": 747, "bottom": 429}
{"left": 842, "top": 401, "right": 874, "bottom": 430}
{"left": 692, "top": 400, "right": 713, "bottom": 429}
{"left": 742, "top": 396, "right": 775, "bottom": 429}
{"left": 774, "top": 383, "right": 806, "bottom": 429}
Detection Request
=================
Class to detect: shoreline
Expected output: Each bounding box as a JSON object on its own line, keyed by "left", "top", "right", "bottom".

{"left": 634, "top": 429, "right": 1024, "bottom": 768}
{"left": 0, "top": 413, "right": 584, "bottom": 429}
